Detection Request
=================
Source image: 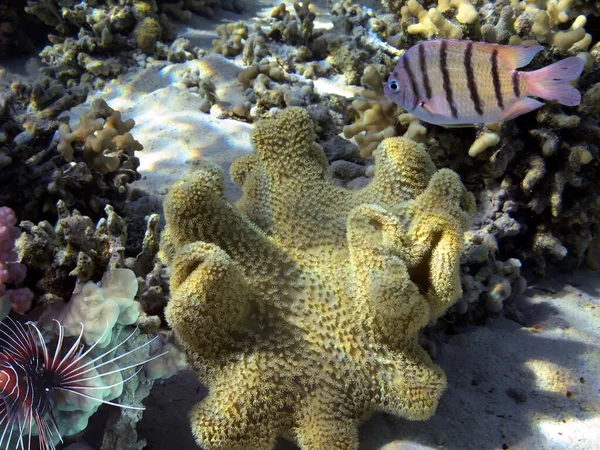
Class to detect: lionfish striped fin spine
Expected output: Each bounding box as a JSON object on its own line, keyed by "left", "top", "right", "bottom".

{"left": 47, "top": 322, "right": 85, "bottom": 374}
{"left": 73, "top": 346, "right": 166, "bottom": 385}
{"left": 0, "top": 318, "right": 168, "bottom": 449}
{"left": 59, "top": 327, "right": 155, "bottom": 382}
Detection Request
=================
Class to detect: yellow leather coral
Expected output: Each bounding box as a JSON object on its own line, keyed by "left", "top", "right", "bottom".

{"left": 160, "top": 107, "right": 475, "bottom": 450}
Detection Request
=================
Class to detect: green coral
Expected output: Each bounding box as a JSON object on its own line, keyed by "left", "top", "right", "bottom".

{"left": 160, "top": 107, "right": 475, "bottom": 450}
{"left": 134, "top": 16, "right": 162, "bottom": 55}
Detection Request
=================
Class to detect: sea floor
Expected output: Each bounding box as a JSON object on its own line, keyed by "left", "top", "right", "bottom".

{"left": 138, "top": 269, "right": 600, "bottom": 450}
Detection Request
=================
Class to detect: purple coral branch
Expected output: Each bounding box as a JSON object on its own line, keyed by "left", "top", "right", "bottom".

{"left": 0, "top": 206, "right": 33, "bottom": 314}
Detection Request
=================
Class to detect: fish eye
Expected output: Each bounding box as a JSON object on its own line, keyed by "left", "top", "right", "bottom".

{"left": 388, "top": 80, "right": 400, "bottom": 92}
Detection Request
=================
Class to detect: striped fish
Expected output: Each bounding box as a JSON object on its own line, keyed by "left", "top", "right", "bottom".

{"left": 384, "top": 39, "right": 585, "bottom": 126}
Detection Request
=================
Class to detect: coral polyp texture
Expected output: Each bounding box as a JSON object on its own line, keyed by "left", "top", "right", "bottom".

{"left": 160, "top": 107, "right": 475, "bottom": 450}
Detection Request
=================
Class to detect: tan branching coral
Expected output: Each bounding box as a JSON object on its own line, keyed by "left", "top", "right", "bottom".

{"left": 343, "top": 65, "right": 399, "bottom": 157}
{"left": 57, "top": 98, "right": 142, "bottom": 174}
{"left": 399, "top": 0, "right": 464, "bottom": 39}
{"left": 512, "top": 0, "right": 593, "bottom": 54}
{"left": 160, "top": 107, "right": 475, "bottom": 450}
{"left": 343, "top": 65, "right": 428, "bottom": 157}
{"left": 212, "top": 22, "right": 248, "bottom": 57}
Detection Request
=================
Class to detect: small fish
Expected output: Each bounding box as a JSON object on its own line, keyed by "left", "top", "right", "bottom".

{"left": 384, "top": 39, "right": 585, "bottom": 126}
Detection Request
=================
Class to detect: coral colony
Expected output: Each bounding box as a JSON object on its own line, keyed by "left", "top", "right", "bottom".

{"left": 160, "top": 108, "right": 475, "bottom": 449}
{"left": 0, "top": 0, "right": 599, "bottom": 449}
{"left": 0, "top": 207, "right": 33, "bottom": 317}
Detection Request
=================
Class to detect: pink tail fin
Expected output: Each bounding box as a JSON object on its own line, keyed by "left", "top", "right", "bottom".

{"left": 525, "top": 56, "right": 584, "bottom": 106}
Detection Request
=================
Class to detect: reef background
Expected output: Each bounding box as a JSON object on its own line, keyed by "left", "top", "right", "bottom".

{"left": 1, "top": 0, "right": 599, "bottom": 449}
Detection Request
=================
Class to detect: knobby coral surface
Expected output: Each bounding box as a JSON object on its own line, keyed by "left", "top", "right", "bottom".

{"left": 160, "top": 107, "right": 475, "bottom": 450}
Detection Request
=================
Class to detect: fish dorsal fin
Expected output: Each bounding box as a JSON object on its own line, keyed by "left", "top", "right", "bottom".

{"left": 496, "top": 44, "right": 544, "bottom": 69}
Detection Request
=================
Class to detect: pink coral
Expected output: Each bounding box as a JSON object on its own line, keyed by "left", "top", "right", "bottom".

{"left": 0, "top": 206, "right": 33, "bottom": 313}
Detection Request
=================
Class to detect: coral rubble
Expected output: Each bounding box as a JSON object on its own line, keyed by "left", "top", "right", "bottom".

{"left": 160, "top": 108, "right": 475, "bottom": 449}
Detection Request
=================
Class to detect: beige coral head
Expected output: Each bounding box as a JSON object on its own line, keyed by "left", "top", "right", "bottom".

{"left": 162, "top": 107, "right": 474, "bottom": 450}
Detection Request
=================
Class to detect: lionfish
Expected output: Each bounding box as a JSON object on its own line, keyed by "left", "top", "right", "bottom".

{"left": 384, "top": 39, "right": 584, "bottom": 126}
{"left": 0, "top": 318, "right": 163, "bottom": 449}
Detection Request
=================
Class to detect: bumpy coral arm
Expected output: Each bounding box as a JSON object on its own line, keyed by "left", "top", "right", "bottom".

{"left": 361, "top": 137, "right": 437, "bottom": 205}
{"left": 160, "top": 160, "right": 295, "bottom": 297}
{"left": 190, "top": 351, "right": 295, "bottom": 450}
{"left": 393, "top": 169, "right": 476, "bottom": 317}
{"left": 230, "top": 154, "right": 273, "bottom": 232}
{"left": 165, "top": 241, "right": 255, "bottom": 366}
{"left": 248, "top": 108, "right": 351, "bottom": 248}
{"left": 375, "top": 340, "right": 447, "bottom": 420}
{"left": 293, "top": 390, "right": 359, "bottom": 450}
{"left": 347, "top": 204, "right": 431, "bottom": 342}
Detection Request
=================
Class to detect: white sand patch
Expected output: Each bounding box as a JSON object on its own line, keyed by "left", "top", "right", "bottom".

{"left": 358, "top": 269, "right": 600, "bottom": 450}
{"left": 62, "top": 54, "right": 253, "bottom": 201}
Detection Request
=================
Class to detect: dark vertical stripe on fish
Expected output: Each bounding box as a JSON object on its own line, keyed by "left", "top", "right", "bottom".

{"left": 440, "top": 40, "right": 458, "bottom": 118}
{"left": 402, "top": 54, "right": 419, "bottom": 109}
{"left": 491, "top": 49, "right": 504, "bottom": 109}
{"left": 464, "top": 42, "right": 483, "bottom": 116}
{"left": 512, "top": 70, "right": 520, "bottom": 97}
{"left": 419, "top": 43, "right": 432, "bottom": 99}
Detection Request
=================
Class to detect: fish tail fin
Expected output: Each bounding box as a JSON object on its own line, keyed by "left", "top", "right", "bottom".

{"left": 524, "top": 57, "right": 585, "bottom": 106}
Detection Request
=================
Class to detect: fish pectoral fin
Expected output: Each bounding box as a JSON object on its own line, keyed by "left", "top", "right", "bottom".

{"left": 498, "top": 97, "right": 545, "bottom": 121}
{"left": 418, "top": 101, "right": 438, "bottom": 116}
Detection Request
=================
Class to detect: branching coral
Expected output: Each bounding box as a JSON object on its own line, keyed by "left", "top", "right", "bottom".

{"left": 24, "top": 0, "right": 250, "bottom": 84}
{"left": 343, "top": 65, "right": 427, "bottom": 157}
{"left": 268, "top": 0, "right": 316, "bottom": 46}
{"left": 212, "top": 21, "right": 248, "bottom": 57}
{"left": 0, "top": 206, "right": 33, "bottom": 318}
{"left": 0, "top": 91, "right": 144, "bottom": 223}
{"left": 402, "top": 0, "right": 464, "bottom": 39}
{"left": 343, "top": 65, "right": 398, "bottom": 157}
{"left": 160, "top": 107, "right": 475, "bottom": 449}
{"left": 17, "top": 199, "right": 159, "bottom": 308}
{"left": 512, "top": 0, "right": 594, "bottom": 54}
{"left": 57, "top": 98, "right": 143, "bottom": 175}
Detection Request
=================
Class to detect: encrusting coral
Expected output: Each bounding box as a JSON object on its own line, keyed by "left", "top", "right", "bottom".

{"left": 160, "top": 107, "right": 475, "bottom": 449}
